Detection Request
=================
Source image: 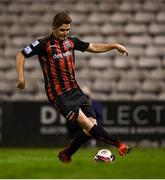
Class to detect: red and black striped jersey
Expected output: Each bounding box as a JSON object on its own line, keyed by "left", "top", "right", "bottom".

{"left": 21, "top": 34, "right": 89, "bottom": 101}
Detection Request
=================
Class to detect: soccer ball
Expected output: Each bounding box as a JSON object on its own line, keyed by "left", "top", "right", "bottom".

{"left": 94, "top": 149, "right": 115, "bottom": 163}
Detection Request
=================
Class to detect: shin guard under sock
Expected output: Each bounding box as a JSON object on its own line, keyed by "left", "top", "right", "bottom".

{"left": 65, "top": 130, "right": 91, "bottom": 156}
{"left": 89, "top": 125, "right": 119, "bottom": 147}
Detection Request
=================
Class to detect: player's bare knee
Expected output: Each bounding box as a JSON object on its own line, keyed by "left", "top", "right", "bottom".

{"left": 89, "top": 117, "right": 97, "bottom": 125}
{"left": 77, "top": 109, "right": 94, "bottom": 131}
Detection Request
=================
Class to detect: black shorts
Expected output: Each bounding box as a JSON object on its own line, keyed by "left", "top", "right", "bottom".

{"left": 54, "top": 88, "right": 96, "bottom": 122}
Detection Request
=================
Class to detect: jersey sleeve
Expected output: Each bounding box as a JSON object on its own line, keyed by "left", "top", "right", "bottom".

{"left": 71, "top": 36, "right": 89, "bottom": 52}
{"left": 21, "top": 39, "right": 45, "bottom": 58}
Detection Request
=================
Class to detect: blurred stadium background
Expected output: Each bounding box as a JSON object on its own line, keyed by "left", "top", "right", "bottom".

{"left": 0, "top": 0, "right": 165, "bottom": 178}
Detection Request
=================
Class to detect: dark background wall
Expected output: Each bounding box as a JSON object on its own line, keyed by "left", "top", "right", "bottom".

{"left": 1, "top": 101, "right": 165, "bottom": 147}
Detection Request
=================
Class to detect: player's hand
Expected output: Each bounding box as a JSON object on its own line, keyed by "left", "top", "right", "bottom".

{"left": 16, "top": 79, "right": 25, "bottom": 90}
{"left": 116, "top": 44, "right": 128, "bottom": 56}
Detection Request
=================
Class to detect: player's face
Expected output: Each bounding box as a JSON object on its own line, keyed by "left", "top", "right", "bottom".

{"left": 53, "top": 24, "right": 70, "bottom": 41}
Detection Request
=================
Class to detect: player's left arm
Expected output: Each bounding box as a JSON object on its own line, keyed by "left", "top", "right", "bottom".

{"left": 16, "top": 52, "right": 26, "bottom": 90}
{"left": 86, "top": 43, "right": 128, "bottom": 56}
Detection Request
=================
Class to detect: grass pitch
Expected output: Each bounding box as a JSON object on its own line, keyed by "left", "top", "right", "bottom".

{"left": 0, "top": 147, "right": 165, "bottom": 179}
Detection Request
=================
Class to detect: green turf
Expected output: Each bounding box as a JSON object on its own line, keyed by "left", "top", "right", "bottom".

{"left": 0, "top": 147, "right": 165, "bottom": 179}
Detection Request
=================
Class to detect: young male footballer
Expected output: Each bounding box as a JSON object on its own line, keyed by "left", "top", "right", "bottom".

{"left": 16, "top": 12, "right": 132, "bottom": 163}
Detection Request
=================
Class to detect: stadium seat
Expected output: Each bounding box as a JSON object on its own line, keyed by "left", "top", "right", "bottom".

{"left": 82, "top": 35, "right": 104, "bottom": 43}
{"left": 75, "top": 58, "right": 89, "bottom": 70}
{"left": 143, "top": 1, "right": 160, "bottom": 12}
{"left": 98, "top": 1, "right": 118, "bottom": 13}
{"left": 0, "top": 59, "right": 15, "bottom": 71}
{"left": 109, "top": 93, "right": 132, "bottom": 100}
{"left": 77, "top": 24, "right": 100, "bottom": 35}
{"left": 96, "top": 69, "right": 121, "bottom": 81}
{"left": 126, "top": 46, "right": 145, "bottom": 58}
{"left": 162, "top": 58, "right": 165, "bottom": 69}
{"left": 69, "top": 13, "right": 87, "bottom": 25}
{"left": 149, "top": 23, "right": 165, "bottom": 35}
{"left": 19, "top": 14, "right": 41, "bottom": 25}
{"left": 29, "top": 69, "right": 44, "bottom": 81}
{"left": 88, "top": 13, "right": 110, "bottom": 24}
{"left": 122, "top": 69, "right": 145, "bottom": 82}
{"left": 113, "top": 56, "right": 136, "bottom": 70}
{"left": 110, "top": 12, "right": 132, "bottom": 24}
{"left": 0, "top": 14, "right": 18, "bottom": 25}
{"left": 145, "top": 45, "right": 164, "bottom": 57}
{"left": 6, "top": 3, "right": 29, "bottom": 14}
{"left": 33, "top": 92, "right": 47, "bottom": 101}
{"left": 133, "top": 93, "right": 157, "bottom": 101}
{"left": 125, "top": 24, "right": 147, "bottom": 35}
{"left": 24, "top": 57, "right": 40, "bottom": 71}
{"left": 89, "top": 56, "right": 111, "bottom": 70}
{"left": 146, "top": 70, "right": 165, "bottom": 81}
{"left": 11, "top": 37, "right": 29, "bottom": 47}
{"left": 128, "top": 35, "right": 152, "bottom": 46}
{"left": 119, "top": 1, "right": 142, "bottom": 13}
{"left": 153, "top": 36, "right": 165, "bottom": 46}
{"left": 91, "top": 80, "right": 114, "bottom": 94}
{"left": 140, "top": 81, "right": 162, "bottom": 94}
{"left": 10, "top": 91, "right": 37, "bottom": 101}
{"left": 76, "top": 69, "right": 91, "bottom": 80}
{"left": 134, "top": 12, "right": 155, "bottom": 24}
{"left": 101, "top": 23, "right": 123, "bottom": 36}
{"left": 9, "top": 25, "right": 29, "bottom": 36}
{"left": 4, "top": 46, "right": 20, "bottom": 58}
{"left": 28, "top": 3, "right": 51, "bottom": 14}
{"left": 157, "top": 12, "right": 165, "bottom": 23}
{"left": 138, "top": 57, "right": 161, "bottom": 69}
{"left": 117, "top": 81, "right": 139, "bottom": 94}
{"left": 0, "top": 0, "right": 165, "bottom": 101}
{"left": 4, "top": 69, "right": 18, "bottom": 82}
{"left": 32, "top": 25, "right": 50, "bottom": 37}
{"left": 0, "top": 81, "right": 13, "bottom": 95}
{"left": 75, "top": 2, "right": 98, "bottom": 13}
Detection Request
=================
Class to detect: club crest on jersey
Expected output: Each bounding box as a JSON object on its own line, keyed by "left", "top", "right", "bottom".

{"left": 63, "top": 39, "right": 71, "bottom": 48}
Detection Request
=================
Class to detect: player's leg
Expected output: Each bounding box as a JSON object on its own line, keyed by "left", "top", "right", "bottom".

{"left": 58, "top": 109, "right": 131, "bottom": 163}
{"left": 77, "top": 109, "right": 132, "bottom": 156}
{"left": 47, "top": 92, "right": 92, "bottom": 163}
{"left": 57, "top": 89, "right": 131, "bottom": 163}
{"left": 58, "top": 117, "right": 97, "bottom": 163}
{"left": 58, "top": 129, "right": 91, "bottom": 163}
{"left": 77, "top": 109, "right": 119, "bottom": 146}
{"left": 86, "top": 117, "right": 97, "bottom": 147}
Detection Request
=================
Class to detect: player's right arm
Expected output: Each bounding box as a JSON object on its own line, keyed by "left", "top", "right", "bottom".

{"left": 16, "top": 52, "right": 26, "bottom": 90}
{"left": 16, "top": 39, "right": 44, "bottom": 90}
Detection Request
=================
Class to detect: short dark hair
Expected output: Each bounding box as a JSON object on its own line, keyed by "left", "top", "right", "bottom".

{"left": 52, "top": 12, "right": 72, "bottom": 28}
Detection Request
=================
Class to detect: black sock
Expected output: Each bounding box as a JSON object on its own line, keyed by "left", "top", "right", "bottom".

{"left": 65, "top": 130, "right": 91, "bottom": 156}
{"left": 89, "top": 125, "right": 119, "bottom": 147}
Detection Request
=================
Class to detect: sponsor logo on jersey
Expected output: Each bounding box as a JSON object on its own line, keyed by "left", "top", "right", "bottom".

{"left": 24, "top": 46, "right": 32, "bottom": 54}
{"left": 53, "top": 50, "right": 72, "bottom": 59}
{"left": 32, "top": 40, "right": 40, "bottom": 47}
{"left": 49, "top": 45, "right": 56, "bottom": 48}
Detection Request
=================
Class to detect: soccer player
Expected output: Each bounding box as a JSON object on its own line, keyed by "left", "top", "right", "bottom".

{"left": 16, "top": 12, "right": 132, "bottom": 163}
